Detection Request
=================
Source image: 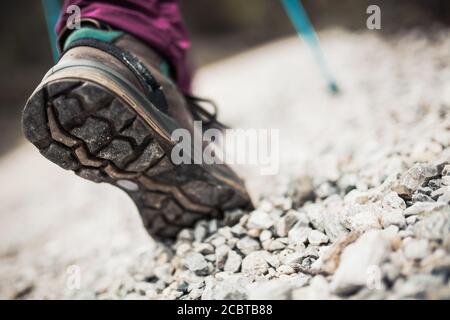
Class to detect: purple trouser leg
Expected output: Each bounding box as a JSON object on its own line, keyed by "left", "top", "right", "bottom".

{"left": 56, "top": 0, "right": 191, "bottom": 93}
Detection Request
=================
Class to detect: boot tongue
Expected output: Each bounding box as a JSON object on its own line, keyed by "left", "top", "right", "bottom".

{"left": 63, "top": 27, "right": 123, "bottom": 50}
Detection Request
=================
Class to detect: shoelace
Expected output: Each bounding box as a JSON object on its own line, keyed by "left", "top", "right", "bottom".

{"left": 185, "top": 95, "right": 229, "bottom": 130}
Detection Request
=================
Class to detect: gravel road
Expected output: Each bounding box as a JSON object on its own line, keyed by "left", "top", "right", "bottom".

{"left": 0, "top": 28, "right": 449, "bottom": 299}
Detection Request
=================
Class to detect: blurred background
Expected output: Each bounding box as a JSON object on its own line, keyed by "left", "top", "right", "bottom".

{"left": 1, "top": 0, "right": 450, "bottom": 156}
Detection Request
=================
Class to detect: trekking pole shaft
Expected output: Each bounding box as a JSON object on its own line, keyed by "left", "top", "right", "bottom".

{"left": 41, "top": 0, "right": 62, "bottom": 62}
{"left": 281, "top": 0, "right": 339, "bottom": 93}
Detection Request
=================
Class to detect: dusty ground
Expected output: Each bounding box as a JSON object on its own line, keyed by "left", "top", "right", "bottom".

{"left": 0, "top": 28, "right": 449, "bottom": 299}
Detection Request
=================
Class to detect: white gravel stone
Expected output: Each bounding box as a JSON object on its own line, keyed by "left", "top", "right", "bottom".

{"left": 413, "top": 208, "right": 450, "bottom": 240}
{"left": 247, "top": 210, "right": 274, "bottom": 230}
{"left": 259, "top": 230, "right": 272, "bottom": 242}
{"left": 276, "top": 265, "right": 295, "bottom": 275}
{"left": 215, "top": 245, "right": 230, "bottom": 270}
{"left": 331, "top": 230, "right": 391, "bottom": 295}
{"left": 236, "top": 237, "right": 261, "bottom": 255}
{"left": 403, "top": 239, "right": 429, "bottom": 260}
{"left": 346, "top": 211, "right": 381, "bottom": 231}
{"left": 184, "top": 253, "right": 209, "bottom": 276}
{"left": 267, "top": 239, "right": 287, "bottom": 251}
{"left": 382, "top": 192, "right": 407, "bottom": 210}
{"left": 406, "top": 215, "right": 419, "bottom": 225}
{"left": 223, "top": 250, "right": 242, "bottom": 273}
{"left": 288, "top": 227, "right": 311, "bottom": 245}
{"left": 381, "top": 209, "right": 406, "bottom": 228}
{"left": 241, "top": 251, "right": 270, "bottom": 275}
{"left": 304, "top": 204, "right": 325, "bottom": 232}
{"left": 275, "top": 211, "right": 297, "bottom": 237}
{"left": 404, "top": 202, "right": 447, "bottom": 216}
{"left": 201, "top": 275, "right": 249, "bottom": 300}
{"left": 194, "top": 243, "right": 215, "bottom": 255}
{"left": 307, "top": 230, "right": 329, "bottom": 245}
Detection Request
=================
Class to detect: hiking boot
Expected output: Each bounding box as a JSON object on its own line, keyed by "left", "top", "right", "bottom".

{"left": 22, "top": 24, "right": 253, "bottom": 239}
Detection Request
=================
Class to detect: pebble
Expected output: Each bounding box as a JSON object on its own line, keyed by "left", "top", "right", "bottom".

{"left": 215, "top": 245, "right": 230, "bottom": 270}
{"left": 380, "top": 209, "right": 406, "bottom": 228}
{"left": 241, "top": 251, "right": 270, "bottom": 275}
{"left": 267, "top": 239, "right": 286, "bottom": 251}
{"left": 194, "top": 243, "right": 215, "bottom": 255}
{"left": 184, "top": 253, "right": 210, "bottom": 276}
{"left": 331, "top": 230, "right": 391, "bottom": 295}
{"left": 236, "top": 237, "right": 261, "bottom": 255}
{"left": 194, "top": 224, "right": 208, "bottom": 242}
{"left": 307, "top": 230, "right": 329, "bottom": 245}
{"left": 288, "top": 227, "right": 311, "bottom": 245}
{"left": 259, "top": 230, "right": 272, "bottom": 242}
{"left": 224, "top": 250, "right": 242, "bottom": 273}
{"left": 275, "top": 211, "right": 297, "bottom": 237}
{"left": 382, "top": 192, "right": 407, "bottom": 210}
{"left": 247, "top": 210, "right": 274, "bottom": 229}
{"left": 394, "top": 163, "right": 438, "bottom": 198}
{"left": 404, "top": 201, "right": 446, "bottom": 216}
{"left": 403, "top": 239, "right": 430, "bottom": 260}
{"left": 346, "top": 211, "right": 381, "bottom": 231}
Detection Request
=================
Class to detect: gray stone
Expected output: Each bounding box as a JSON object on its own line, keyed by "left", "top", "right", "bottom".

{"left": 304, "top": 204, "right": 325, "bottom": 232}
{"left": 223, "top": 250, "right": 242, "bottom": 273}
{"left": 194, "top": 243, "right": 215, "bottom": 255}
{"left": 323, "top": 210, "right": 348, "bottom": 242}
{"left": 184, "top": 253, "right": 209, "bottom": 276}
{"left": 265, "top": 254, "right": 281, "bottom": 268}
{"left": 223, "top": 209, "right": 246, "bottom": 226}
{"left": 292, "top": 276, "right": 331, "bottom": 300}
{"left": 215, "top": 245, "right": 230, "bottom": 270}
{"left": 288, "top": 227, "right": 311, "bottom": 245}
{"left": 382, "top": 192, "right": 407, "bottom": 210}
{"left": 275, "top": 211, "right": 297, "bottom": 237}
{"left": 230, "top": 224, "right": 247, "bottom": 237}
{"left": 393, "top": 274, "right": 445, "bottom": 299}
{"left": 437, "top": 187, "right": 450, "bottom": 203}
{"left": 241, "top": 251, "right": 270, "bottom": 275}
{"left": 394, "top": 163, "right": 438, "bottom": 198}
{"left": 412, "top": 192, "right": 435, "bottom": 203}
{"left": 247, "top": 276, "right": 308, "bottom": 300}
{"left": 201, "top": 275, "right": 249, "bottom": 300}
{"left": 276, "top": 265, "right": 296, "bottom": 275}
{"left": 413, "top": 208, "right": 450, "bottom": 240}
{"left": 287, "top": 176, "right": 315, "bottom": 207}
{"left": 236, "top": 237, "right": 261, "bottom": 255}
{"left": 218, "top": 226, "right": 233, "bottom": 239}
{"left": 210, "top": 236, "right": 226, "bottom": 248}
{"left": 331, "top": 230, "right": 391, "bottom": 295}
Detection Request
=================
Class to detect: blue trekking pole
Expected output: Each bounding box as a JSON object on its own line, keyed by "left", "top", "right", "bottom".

{"left": 41, "top": 0, "right": 62, "bottom": 62}
{"left": 281, "top": 0, "right": 339, "bottom": 94}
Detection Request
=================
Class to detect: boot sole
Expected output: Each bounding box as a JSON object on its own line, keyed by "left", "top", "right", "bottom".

{"left": 22, "top": 63, "right": 251, "bottom": 239}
